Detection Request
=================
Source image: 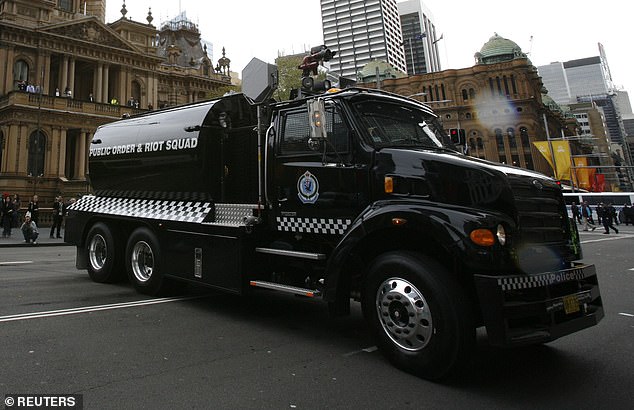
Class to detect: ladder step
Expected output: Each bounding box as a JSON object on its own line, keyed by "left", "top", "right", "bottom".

{"left": 255, "top": 247, "right": 326, "bottom": 260}
{"left": 249, "top": 280, "right": 321, "bottom": 298}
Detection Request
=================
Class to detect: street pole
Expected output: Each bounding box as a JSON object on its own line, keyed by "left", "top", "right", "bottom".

{"left": 543, "top": 112, "right": 558, "bottom": 179}
{"left": 408, "top": 37, "right": 415, "bottom": 75}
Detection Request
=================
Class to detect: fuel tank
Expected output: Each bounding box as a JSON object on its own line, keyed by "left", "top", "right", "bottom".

{"left": 88, "top": 94, "right": 259, "bottom": 202}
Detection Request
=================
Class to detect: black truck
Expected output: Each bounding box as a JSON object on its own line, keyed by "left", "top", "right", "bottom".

{"left": 65, "top": 58, "right": 603, "bottom": 380}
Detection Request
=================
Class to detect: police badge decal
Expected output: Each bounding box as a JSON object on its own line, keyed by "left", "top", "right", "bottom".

{"left": 297, "top": 171, "right": 319, "bottom": 204}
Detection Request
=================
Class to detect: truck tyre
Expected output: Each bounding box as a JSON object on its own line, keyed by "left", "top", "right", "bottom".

{"left": 125, "top": 228, "right": 167, "bottom": 296}
{"left": 85, "top": 223, "right": 122, "bottom": 283}
{"left": 363, "top": 251, "right": 475, "bottom": 381}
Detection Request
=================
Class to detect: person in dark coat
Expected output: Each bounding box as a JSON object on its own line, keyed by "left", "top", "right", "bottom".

{"left": 50, "top": 196, "right": 66, "bottom": 239}
{"left": 623, "top": 204, "right": 634, "bottom": 225}
{"left": 1, "top": 195, "right": 14, "bottom": 237}
{"left": 571, "top": 202, "right": 582, "bottom": 224}
{"left": 602, "top": 203, "right": 619, "bottom": 234}
{"left": 27, "top": 195, "right": 40, "bottom": 227}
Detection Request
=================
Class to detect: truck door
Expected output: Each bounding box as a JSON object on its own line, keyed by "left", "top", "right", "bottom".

{"left": 269, "top": 102, "right": 369, "bottom": 237}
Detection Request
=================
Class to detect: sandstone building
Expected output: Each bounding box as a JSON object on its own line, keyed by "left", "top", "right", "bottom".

{"left": 0, "top": 0, "right": 232, "bottom": 204}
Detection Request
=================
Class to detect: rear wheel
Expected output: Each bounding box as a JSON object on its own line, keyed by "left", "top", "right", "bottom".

{"left": 363, "top": 251, "right": 475, "bottom": 381}
{"left": 125, "top": 228, "right": 167, "bottom": 296}
{"left": 85, "top": 223, "right": 122, "bottom": 283}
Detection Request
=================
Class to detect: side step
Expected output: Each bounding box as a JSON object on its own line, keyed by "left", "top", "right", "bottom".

{"left": 249, "top": 280, "right": 321, "bottom": 298}
{"left": 255, "top": 247, "right": 326, "bottom": 260}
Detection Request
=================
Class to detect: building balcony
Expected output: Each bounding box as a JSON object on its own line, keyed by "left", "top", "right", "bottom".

{"left": 0, "top": 91, "right": 145, "bottom": 119}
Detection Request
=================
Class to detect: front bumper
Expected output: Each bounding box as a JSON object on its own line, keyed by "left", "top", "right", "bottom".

{"left": 474, "top": 263, "right": 603, "bottom": 347}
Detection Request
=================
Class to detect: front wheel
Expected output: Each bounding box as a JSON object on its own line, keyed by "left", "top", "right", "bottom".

{"left": 125, "top": 228, "right": 167, "bottom": 296}
{"left": 363, "top": 251, "right": 475, "bottom": 380}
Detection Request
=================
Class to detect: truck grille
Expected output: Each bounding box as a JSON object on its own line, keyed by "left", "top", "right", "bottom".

{"left": 508, "top": 177, "right": 575, "bottom": 269}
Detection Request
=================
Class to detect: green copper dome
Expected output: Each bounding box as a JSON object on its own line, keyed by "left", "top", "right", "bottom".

{"left": 475, "top": 33, "right": 527, "bottom": 65}
{"left": 357, "top": 60, "right": 406, "bottom": 83}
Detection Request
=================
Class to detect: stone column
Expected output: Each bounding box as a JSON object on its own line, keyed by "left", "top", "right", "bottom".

{"left": 5, "top": 124, "right": 20, "bottom": 174}
{"left": 42, "top": 52, "right": 51, "bottom": 95}
{"left": 60, "top": 56, "right": 69, "bottom": 92}
{"left": 58, "top": 128, "right": 67, "bottom": 178}
{"left": 68, "top": 58, "right": 76, "bottom": 96}
{"left": 17, "top": 124, "right": 28, "bottom": 175}
{"left": 76, "top": 131, "right": 87, "bottom": 179}
{"left": 95, "top": 63, "right": 103, "bottom": 103}
{"left": 3, "top": 47, "right": 15, "bottom": 93}
{"left": 0, "top": 47, "right": 8, "bottom": 94}
{"left": 102, "top": 65, "right": 110, "bottom": 102}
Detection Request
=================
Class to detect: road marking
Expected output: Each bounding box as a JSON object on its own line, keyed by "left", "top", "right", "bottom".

{"left": 629, "top": 268, "right": 634, "bottom": 271}
{"left": 0, "top": 261, "right": 33, "bottom": 266}
{"left": 619, "top": 313, "right": 634, "bottom": 317}
{"left": 581, "top": 234, "right": 634, "bottom": 244}
{"left": 0, "top": 295, "right": 206, "bottom": 323}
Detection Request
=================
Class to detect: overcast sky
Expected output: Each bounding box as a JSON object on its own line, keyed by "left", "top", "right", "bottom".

{"left": 108, "top": 0, "right": 633, "bottom": 107}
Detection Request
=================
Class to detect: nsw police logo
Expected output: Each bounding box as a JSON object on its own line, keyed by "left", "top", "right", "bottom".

{"left": 297, "top": 171, "right": 319, "bottom": 204}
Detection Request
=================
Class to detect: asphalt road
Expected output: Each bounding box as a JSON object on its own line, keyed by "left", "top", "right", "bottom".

{"left": 1, "top": 227, "right": 633, "bottom": 409}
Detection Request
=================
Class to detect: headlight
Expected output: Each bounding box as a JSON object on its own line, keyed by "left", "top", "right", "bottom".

{"left": 496, "top": 224, "right": 506, "bottom": 246}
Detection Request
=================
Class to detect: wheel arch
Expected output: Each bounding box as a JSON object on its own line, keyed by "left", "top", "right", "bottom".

{"left": 324, "top": 202, "right": 475, "bottom": 315}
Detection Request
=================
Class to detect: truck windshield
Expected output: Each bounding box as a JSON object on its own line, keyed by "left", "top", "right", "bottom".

{"left": 352, "top": 100, "right": 448, "bottom": 149}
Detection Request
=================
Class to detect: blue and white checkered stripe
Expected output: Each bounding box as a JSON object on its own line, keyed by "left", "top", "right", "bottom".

{"left": 277, "top": 216, "right": 351, "bottom": 235}
{"left": 497, "top": 268, "right": 588, "bottom": 291}
{"left": 69, "top": 195, "right": 213, "bottom": 223}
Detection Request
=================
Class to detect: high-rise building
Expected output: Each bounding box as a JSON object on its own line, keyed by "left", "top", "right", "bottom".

{"left": 320, "top": 0, "right": 407, "bottom": 80}
{"left": 538, "top": 44, "right": 633, "bottom": 187}
{"left": 397, "top": 0, "right": 442, "bottom": 74}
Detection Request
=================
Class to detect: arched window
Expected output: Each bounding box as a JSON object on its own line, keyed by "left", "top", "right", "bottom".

{"left": 495, "top": 128, "right": 504, "bottom": 151}
{"left": 27, "top": 130, "right": 46, "bottom": 177}
{"left": 476, "top": 137, "right": 484, "bottom": 150}
{"left": 507, "top": 127, "right": 517, "bottom": 148}
{"left": 469, "top": 88, "right": 476, "bottom": 99}
{"left": 469, "top": 138, "right": 476, "bottom": 150}
{"left": 131, "top": 80, "right": 141, "bottom": 105}
{"left": 14, "top": 60, "right": 29, "bottom": 89}
{"left": 462, "top": 89, "right": 468, "bottom": 101}
{"left": 520, "top": 127, "right": 530, "bottom": 148}
{"left": 495, "top": 128, "right": 505, "bottom": 163}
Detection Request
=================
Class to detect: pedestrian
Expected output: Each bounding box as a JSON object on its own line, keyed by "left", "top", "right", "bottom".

{"left": 571, "top": 202, "right": 582, "bottom": 224}
{"left": 595, "top": 203, "right": 604, "bottom": 226}
{"left": 11, "top": 194, "right": 21, "bottom": 228}
{"left": 602, "top": 203, "right": 619, "bottom": 234}
{"left": 1, "top": 195, "right": 15, "bottom": 237}
{"left": 27, "top": 194, "right": 40, "bottom": 226}
{"left": 581, "top": 201, "right": 596, "bottom": 232}
{"left": 623, "top": 204, "right": 634, "bottom": 225}
{"left": 20, "top": 212, "right": 39, "bottom": 245}
{"left": 50, "top": 196, "right": 66, "bottom": 239}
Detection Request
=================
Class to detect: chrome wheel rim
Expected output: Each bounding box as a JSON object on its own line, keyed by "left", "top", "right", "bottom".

{"left": 131, "top": 241, "right": 154, "bottom": 283}
{"left": 88, "top": 234, "right": 107, "bottom": 271}
{"left": 376, "top": 277, "right": 433, "bottom": 351}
